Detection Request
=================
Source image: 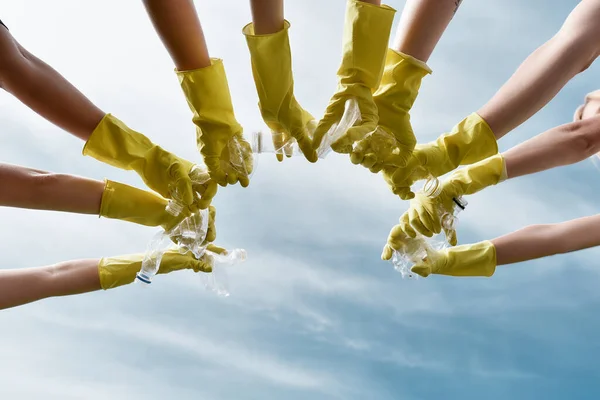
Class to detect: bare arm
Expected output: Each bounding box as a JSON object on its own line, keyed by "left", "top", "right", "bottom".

{"left": 493, "top": 214, "right": 600, "bottom": 265}
{"left": 478, "top": 0, "right": 600, "bottom": 139}
{"left": 0, "top": 163, "right": 104, "bottom": 214}
{"left": 503, "top": 114, "right": 600, "bottom": 179}
{"left": 0, "top": 26, "right": 105, "bottom": 141}
{"left": 0, "top": 259, "right": 101, "bottom": 310}
{"left": 142, "top": 0, "right": 211, "bottom": 70}
{"left": 250, "top": 0, "right": 284, "bottom": 34}
{"left": 392, "top": 0, "right": 461, "bottom": 62}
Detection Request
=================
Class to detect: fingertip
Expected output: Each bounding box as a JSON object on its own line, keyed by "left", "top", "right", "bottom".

{"left": 239, "top": 176, "right": 250, "bottom": 187}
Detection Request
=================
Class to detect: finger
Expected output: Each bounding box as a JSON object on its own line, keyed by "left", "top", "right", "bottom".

{"left": 226, "top": 170, "right": 238, "bottom": 185}
{"left": 207, "top": 244, "right": 228, "bottom": 255}
{"left": 192, "top": 258, "right": 212, "bottom": 273}
{"left": 238, "top": 173, "right": 250, "bottom": 188}
{"left": 205, "top": 156, "right": 228, "bottom": 186}
{"left": 368, "top": 163, "right": 384, "bottom": 173}
{"left": 361, "top": 153, "right": 378, "bottom": 169}
{"left": 416, "top": 208, "right": 438, "bottom": 237}
{"left": 410, "top": 215, "right": 431, "bottom": 238}
{"left": 381, "top": 244, "right": 394, "bottom": 260}
{"left": 350, "top": 139, "right": 370, "bottom": 165}
{"left": 294, "top": 133, "right": 318, "bottom": 163}
{"left": 331, "top": 124, "right": 375, "bottom": 154}
{"left": 410, "top": 264, "right": 431, "bottom": 278}
{"left": 312, "top": 101, "right": 343, "bottom": 150}
{"left": 444, "top": 227, "right": 458, "bottom": 246}
{"left": 392, "top": 186, "right": 415, "bottom": 200}
{"left": 399, "top": 213, "right": 417, "bottom": 238}
{"left": 206, "top": 206, "right": 217, "bottom": 242}
{"left": 175, "top": 178, "right": 194, "bottom": 206}
{"left": 195, "top": 181, "right": 218, "bottom": 209}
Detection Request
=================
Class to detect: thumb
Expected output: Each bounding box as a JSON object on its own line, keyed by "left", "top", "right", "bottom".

{"left": 381, "top": 244, "right": 394, "bottom": 261}
{"left": 443, "top": 226, "right": 458, "bottom": 246}
{"left": 206, "top": 244, "right": 228, "bottom": 255}
{"left": 312, "top": 101, "right": 344, "bottom": 150}
{"left": 175, "top": 177, "right": 194, "bottom": 206}
{"left": 410, "top": 246, "right": 440, "bottom": 277}
{"left": 204, "top": 156, "right": 228, "bottom": 186}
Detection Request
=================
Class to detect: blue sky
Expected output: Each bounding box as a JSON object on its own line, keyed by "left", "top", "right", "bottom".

{"left": 2, "top": 0, "right": 600, "bottom": 399}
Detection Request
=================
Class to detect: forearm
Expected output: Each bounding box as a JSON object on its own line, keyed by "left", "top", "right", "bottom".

{"left": 503, "top": 115, "right": 600, "bottom": 179}
{"left": 477, "top": 0, "right": 600, "bottom": 139}
{"left": 142, "top": 0, "right": 211, "bottom": 70}
{"left": 392, "top": 0, "right": 461, "bottom": 62}
{"left": 0, "top": 163, "right": 104, "bottom": 214}
{"left": 0, "top": 27, "right": 105, "bottom": 141}
{"left": 0, "top": 259, "right": 101, "bottom": 310}
{"left": 250, "top": 0, "right": 284, "bottom": 34}
{"left": 493, "top": 214, "right": 600, "bottom": 265}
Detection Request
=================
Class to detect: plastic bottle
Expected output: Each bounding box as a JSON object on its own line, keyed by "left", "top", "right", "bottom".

{"left": 136, "top": 208, "right": 210, "bottom": 286}
{"left": 251, "top": 99, "right": 361, "bottom": 159}
{"left": 422, "top": 178, "right": 468, "bottom": 241}
{"left": 199, "top": 248, "right": 248, "bottom": 297}
{"left": 390, "top": 181, "right": 468, "bottom": 279}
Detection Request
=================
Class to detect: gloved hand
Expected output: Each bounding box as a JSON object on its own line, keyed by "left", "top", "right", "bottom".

{"left": 410, "top": 241, "right": 497, "bottom": 278}
{"left": 98, "top": 244, "right": 227, "bottom": 290}
{"left": 381, "top": 113, "right": 499, "bottom": 199}
{"left": 243, "top": 20, "right": 317, "bottom": 162}
{"left": 400, "top": 154, "right": 506, "bottom": 242}
{"left": 312, "top": 0, "right": 395, "bottom": 155}
{"left": 177, "top": 58, "right": 253, "bottom": 187}
{"left": 381, "top": 215, "right": 425, "bottom": 261}
{"left": 83, "top": 115, "right": 217, "bottom": 207}
{"left": 350, "top": 49, "right": 431, "bottom": 171}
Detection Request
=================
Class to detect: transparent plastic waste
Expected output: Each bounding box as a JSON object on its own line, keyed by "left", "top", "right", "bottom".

{"left": 390, "top": 231, "right": 445, "bottom": 280}
{"left": 361, "top": 126, "right": 441, "bottom": 191}
{"left": 251, "top": 99, "right": 361, "bottom": 159}
{"left": 422, "top": 178, "right": 468, "bottom": 245}
{"left": 136, "top": 208, "right": 210, "bottom": 285}
{"left": 198, "top": 247, "right": 248, "bottom": 297}
{"left": 390, "top": 181, "right": 468, "bottom": 279}
{"left": 226, "top": 135, "right": 256, "bottom": 181}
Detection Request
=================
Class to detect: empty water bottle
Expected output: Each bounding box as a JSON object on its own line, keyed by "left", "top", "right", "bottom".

{"left": 252, "top": 99, "right": 361, "bottom": 159}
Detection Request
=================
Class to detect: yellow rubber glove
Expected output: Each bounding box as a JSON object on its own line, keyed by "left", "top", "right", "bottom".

{"left": 351, "top": 49, "right": 432, "bottom": 171}
{"left": 382, "top": 113, "right": 498, "bottom": 199}
{"left": 400, "top": 154, "right": 506, "bottom": 244}
{"left": 98, "top": 244, "right": 226, "bottom": 290}
{"left": 381, "top": 216, "right": 423, "bottom": 261}
{"left": 243, "top": 21, "right": 317, "bottom": 163}
{"left": 410, "top": 241, "right": 497, "bottom": 278}
{"left": 177, "top": 59, "right": 253, "bottom": 187}
{"left": 312, "top": 0, "right": 395, "bottom": 154}
{"left": 99, "top": 179, "right": 218, "bottom": 241}
{"left": 83, "top": 114, "right": 217, "bottom": 207}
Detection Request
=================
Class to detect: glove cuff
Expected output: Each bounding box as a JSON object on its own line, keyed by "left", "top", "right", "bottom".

{"left": 338, "top": 0, "right": 396, "bottom": 89}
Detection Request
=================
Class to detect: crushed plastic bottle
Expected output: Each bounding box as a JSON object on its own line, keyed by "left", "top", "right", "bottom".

{"left": 251, "top": 99, "right": 361, "bottom": 159}
{"left": 422, "top": 178, "right": 468, "bottom": 245}
{"left": 136, "top": 207, "right": 210, "bottom": 286}
{"left": 389, "top": 230, "right": 444, "bottom": 279}
{"left": 198, "top": 247, "right": 248, "bottom": 297}
{"left": 390, "top": 181, "right": 468, "bottom": 279}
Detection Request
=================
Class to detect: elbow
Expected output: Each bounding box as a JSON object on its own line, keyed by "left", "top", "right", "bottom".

{"left": 564, "top": 117, "right": 600, "bottom": 160}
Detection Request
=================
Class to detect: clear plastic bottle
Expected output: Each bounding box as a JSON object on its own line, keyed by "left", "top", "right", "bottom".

{"left": 199, "top": 248, "right": 248, "bottom": 297}
{"left": 136, "top": 207, "right": 210, "bottom": 286}
{"left": 390, "top": 180, "right": 468, "bottom": 279}
{"left": 422, "top": 178, "right": 468, "bottom": 244}
{"left": 251, "top": 99, "right": 361, "bottom": 160}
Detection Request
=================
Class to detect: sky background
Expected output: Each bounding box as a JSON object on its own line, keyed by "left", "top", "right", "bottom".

{"left": 2, "top": 0, "right": 600, "bottom": 399}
